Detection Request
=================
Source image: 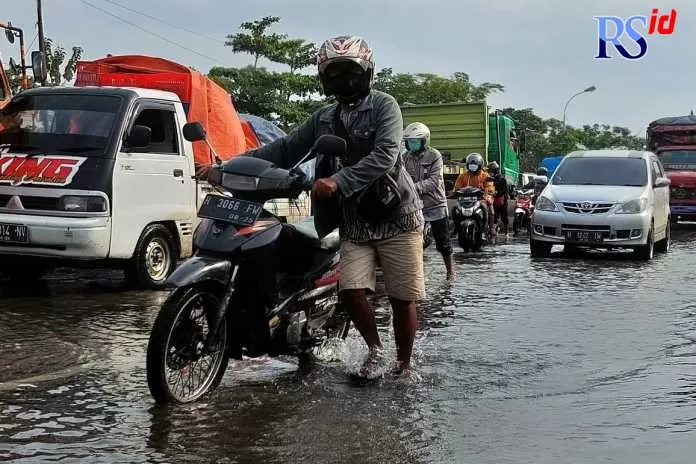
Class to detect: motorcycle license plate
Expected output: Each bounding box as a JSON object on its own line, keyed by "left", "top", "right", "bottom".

{"left": 198, "top": 194, "right": 263, "bottom": 226}
{"left": 564, "top": 230, "right": 603, "bottom": 243}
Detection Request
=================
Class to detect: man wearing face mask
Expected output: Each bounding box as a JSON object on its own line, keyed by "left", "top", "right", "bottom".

{"left": 403, "top": 122, "right": 454, "bottom": 280}
{"left": 454, "top": 152, "right": 496, "bottom": 237}
{"left": 242, "top": 36, "right": 425, "bottom": 379}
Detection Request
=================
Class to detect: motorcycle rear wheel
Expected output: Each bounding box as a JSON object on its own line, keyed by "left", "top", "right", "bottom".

{"left": 146, "top": 284, "right": 230, "bottom": 404}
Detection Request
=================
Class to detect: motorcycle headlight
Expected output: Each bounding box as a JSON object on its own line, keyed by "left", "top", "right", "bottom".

{"left": 222, "top": 173, "right": 260, "bottom": 191}
{"left": 535, "top": 195, "right": 557, "bottom": 211}
{"left": 616, "top": 197, "right": 647, "bottom": 214}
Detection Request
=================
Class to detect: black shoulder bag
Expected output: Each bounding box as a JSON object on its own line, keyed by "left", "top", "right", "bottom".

{"left": 332, "top": 107, "right": 402, "bottom": 224}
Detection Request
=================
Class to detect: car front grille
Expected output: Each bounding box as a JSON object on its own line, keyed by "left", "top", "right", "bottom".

{"left": 562, "top": 202, "right": 614, "bottom": 214}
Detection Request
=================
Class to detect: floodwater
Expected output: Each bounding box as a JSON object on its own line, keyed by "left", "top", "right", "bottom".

{"left": 2, "top": 230, "right": 696, "bottom": 463}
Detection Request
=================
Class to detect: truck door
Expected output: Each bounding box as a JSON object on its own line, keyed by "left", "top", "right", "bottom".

{"left": 109, "top": 99, "right": 195, "bottom": 259}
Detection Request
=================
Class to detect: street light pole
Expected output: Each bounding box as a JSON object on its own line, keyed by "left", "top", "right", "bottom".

{"left": 36, "top": 0, "right": 47, "bottom": 85}
{"left": 562, "top": 85, "right": 596, "bottom": 129}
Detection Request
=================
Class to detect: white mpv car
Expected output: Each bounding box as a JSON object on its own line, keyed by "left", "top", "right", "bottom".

{"left": 529, "top": 150, "right": 671, "bottom": 260}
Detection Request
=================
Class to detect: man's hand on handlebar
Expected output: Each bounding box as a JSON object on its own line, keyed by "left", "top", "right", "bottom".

{"left": 312, "top": 177, "right": 338, "bottom": 198}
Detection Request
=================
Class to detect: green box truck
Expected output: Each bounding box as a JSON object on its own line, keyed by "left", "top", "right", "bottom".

{"left": 400, "top": 102, "right": 521, "bottom": 187}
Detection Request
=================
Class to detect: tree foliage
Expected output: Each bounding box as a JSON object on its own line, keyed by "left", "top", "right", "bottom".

{"left": 214, "top": 16, "right": 322, "bottom": 129}
{"left": 4, "top": 37, "right": 82, "bottom": 92}
{"left": 374, "top": 68, "right": 504, "bottom": 105}
{"left": 500, "top": 107, "right": 645, "bottom": 172}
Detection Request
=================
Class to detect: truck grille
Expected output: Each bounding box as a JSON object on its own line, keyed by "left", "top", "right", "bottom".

{"left": 562, "top": 202, "right": 614, "bottom": 214}
{"left": 0, "top": 194, "right": 59, "bottom": 211}
{"left": 670, "top": 187, "right": 696, "bottom": 200}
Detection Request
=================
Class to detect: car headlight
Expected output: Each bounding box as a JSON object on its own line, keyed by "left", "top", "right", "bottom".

{"left": 58, "top": 195, "right": 107, "bottom": 212}
{"left": 535, "top": 195, "right": 557, "bottom": 211}
{"left": 616, "top": 197, "right": 647, "bottom": 214}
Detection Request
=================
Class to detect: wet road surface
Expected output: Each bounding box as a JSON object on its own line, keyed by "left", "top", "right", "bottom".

{"left": 2, "top": 229, "right": 696, "bottom": 463}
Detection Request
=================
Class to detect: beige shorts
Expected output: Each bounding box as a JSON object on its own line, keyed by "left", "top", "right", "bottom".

{"left": 339, "top": 227, "right": 426, "bottom": 301}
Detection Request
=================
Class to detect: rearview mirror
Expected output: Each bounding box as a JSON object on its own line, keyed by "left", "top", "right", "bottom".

{"left": 313, "top": 134, "right": 346, "bottom": 157}
{"left": 183, "top": 121, "right": 206, "bottom": 142}
{"left": 31, "top": 51, "right": 47, "bottom": 83}
{"left": 654, "top": 176, "right": 670, "bottom": 188}
{"left": 5, "top": 24, "right": 14, "bottom": 44}
{"left": 126, "top": 125, "right": 152, "bottom": 148}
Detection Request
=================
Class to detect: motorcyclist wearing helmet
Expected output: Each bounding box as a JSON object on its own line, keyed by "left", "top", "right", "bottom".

{"left": 403, "top": 122, "right": 454, "bottom": 280}
{"left": 487, "top": 161, "right": 510, "bottom": 235}
{"left": 243, "top": 36, "right": 424, "bottom": 379}
{"left": 454, "top": 152, "right": 496, "bottom": 236}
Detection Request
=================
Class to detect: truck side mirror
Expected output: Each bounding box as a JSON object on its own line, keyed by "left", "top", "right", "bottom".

{"left": 126, "top": 125, "right": 152, "bottom": 148}
{"left": 183, "top": 121, "right": 206, "bottom": 142}
{"left": 31, "top": 51, "right": 47, "bottom": 84}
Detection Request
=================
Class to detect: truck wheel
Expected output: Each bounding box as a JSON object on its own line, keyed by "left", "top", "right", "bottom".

{"left": 126, "top": 224, "right": 177, "bottom": 289}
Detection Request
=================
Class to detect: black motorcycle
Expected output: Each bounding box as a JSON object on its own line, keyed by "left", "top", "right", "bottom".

{"left": 146, "top": 123, "right": 351, "bottom": 404}
{"left": 451, "top": 186, "right": 488, "bottom": 252}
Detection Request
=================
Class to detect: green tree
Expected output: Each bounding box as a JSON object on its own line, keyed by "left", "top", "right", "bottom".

{"left": 4, "top": 37, "right": 82, "bottom": 91}
{"left": 498, "top": 107, "right": 644, "bottom": 172}
{"left": 224, "top": 16, "right": 285, "bottom": 68}
{"left": 268, "top": 38, "right": 317, "bottom": 73}
{"left": 374, "top": 68, "right": 504, "bottom": 105}
{"left": 215, "top": 17, "right": 324, "bottom": 129}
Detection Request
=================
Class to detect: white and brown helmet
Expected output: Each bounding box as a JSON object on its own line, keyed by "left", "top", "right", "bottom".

{"left": 317, "top": 35, "right": 375, "bottom": 103}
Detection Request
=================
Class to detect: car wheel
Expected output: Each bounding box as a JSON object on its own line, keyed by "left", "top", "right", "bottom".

{"left": 655, "top": 220, "right": 670, "bottom": 253}
{"left": 633, "top": 223, "right": 654, "bottom": 261}
{"left": 530, "top": 238, "right": 552, "bottom": 257}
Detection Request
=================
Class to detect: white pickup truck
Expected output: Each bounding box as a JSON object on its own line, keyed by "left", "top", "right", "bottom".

{"left": 0, "top": 86, "right": 236, "bottom": 288}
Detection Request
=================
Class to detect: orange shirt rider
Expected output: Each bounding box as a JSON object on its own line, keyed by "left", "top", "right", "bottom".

{"left": 454, "top": 169, "right": 495, "bottom": 205}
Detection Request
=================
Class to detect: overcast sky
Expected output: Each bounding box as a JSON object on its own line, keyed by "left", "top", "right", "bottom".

{"left": 1, "top": 0, "right": 691, "bottom": 135}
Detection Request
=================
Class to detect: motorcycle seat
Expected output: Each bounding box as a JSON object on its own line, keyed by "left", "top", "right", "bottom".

{"left": 290, "top": 216, "right": 340, "bottom": 251}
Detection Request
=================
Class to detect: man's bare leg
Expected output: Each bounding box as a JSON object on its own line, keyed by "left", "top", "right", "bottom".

{"left": 342, "top": 289, "right": 383, "bottom": 378}
{"left": 342, "top": 289, "right": 380, "bottom": 348}
{"left": 389, "top": 296, "right": 418, "bottom": 373}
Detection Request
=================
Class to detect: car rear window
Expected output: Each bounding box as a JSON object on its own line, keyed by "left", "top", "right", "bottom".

{"left": 551, "top": 157, "right": 648, "bottom": 187}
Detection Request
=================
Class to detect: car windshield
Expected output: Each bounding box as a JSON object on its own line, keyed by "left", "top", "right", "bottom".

{"left": 657, "top": 150, "right": 696, "bottom": 170}
{"left": 0, "top": 93, "right": 122, "bottom": 156}
{"left": 551, "top": 157, "right": 648, "bottom": 187}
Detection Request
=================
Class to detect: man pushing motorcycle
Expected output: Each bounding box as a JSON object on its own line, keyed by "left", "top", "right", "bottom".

{"left": 242, "top": 35, "right": 425, "bottom": 379}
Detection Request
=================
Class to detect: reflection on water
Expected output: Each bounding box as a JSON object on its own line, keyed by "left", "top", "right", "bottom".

{"left": 2, "top": 233, "right": 696, "bottom": 462}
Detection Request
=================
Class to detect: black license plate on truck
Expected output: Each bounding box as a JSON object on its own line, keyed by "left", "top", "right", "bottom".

{"left": 564, "top": 230, "right": 603, "bottom": 243}
{"left": 198, "top": 194, "right": 263, "bottom": 226}
{"left": 0, "top": 223, "right": 28, "bottom": 243}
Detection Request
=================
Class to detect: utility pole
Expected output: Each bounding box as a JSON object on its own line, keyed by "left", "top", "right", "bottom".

{"left": 36, "top": 0, "right": 46, "bottom": 85}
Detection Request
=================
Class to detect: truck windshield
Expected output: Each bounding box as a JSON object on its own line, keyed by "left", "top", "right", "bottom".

{"left": 657, "top": 150, "right": 696, "bottom": 170}
{"left": 0, "top": 93, "right": 121, "bottom": 156}
{"left": 552, "top": 157, "right": 648, "bottom": 187}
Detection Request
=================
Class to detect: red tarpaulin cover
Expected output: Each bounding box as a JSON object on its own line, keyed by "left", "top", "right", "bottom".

{"left": 74, "top": 55, "right": 257, "bottom": 165}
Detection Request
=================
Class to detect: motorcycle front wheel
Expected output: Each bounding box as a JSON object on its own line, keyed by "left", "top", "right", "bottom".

{"left": 146, "top": 284, "right": 230, "bottom": 404}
